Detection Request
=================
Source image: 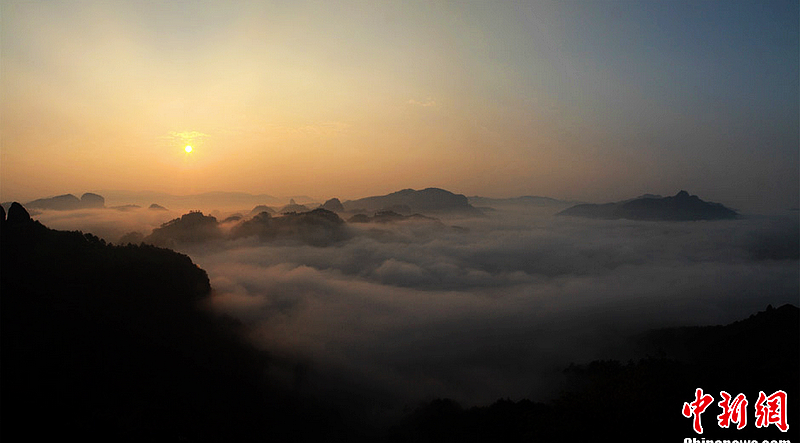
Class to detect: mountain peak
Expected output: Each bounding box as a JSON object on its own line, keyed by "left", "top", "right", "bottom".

{"left": 558, "top": 191, "right": 736, "bottom": 221}
{"left": 7, "top": 202, "right": 32, "bottom": 224}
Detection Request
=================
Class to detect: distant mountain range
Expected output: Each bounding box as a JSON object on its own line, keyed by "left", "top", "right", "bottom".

{"left": 95, "top": 190, "right": 297, "bottom": 209}
{"left": 557, "top": 191, "right": 737, "bottom": 221}
{"left": 3, "top": 188, "right": 740, "bottom": 222}
{"left": 343, "top": 188, "right": 484, "bottom": 216}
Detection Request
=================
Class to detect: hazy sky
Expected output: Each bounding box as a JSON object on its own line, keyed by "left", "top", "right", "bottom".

{"left": 2, "top": 0, "right": 797, "bottom": 211}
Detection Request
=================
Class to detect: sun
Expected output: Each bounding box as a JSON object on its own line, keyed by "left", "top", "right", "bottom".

{"left": 185, "top": 145, "right": 193, "bottom": 153}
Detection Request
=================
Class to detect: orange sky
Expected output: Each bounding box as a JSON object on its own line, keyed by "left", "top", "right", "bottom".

{"left": 2, "top": 1, "right": 797, "bottom": 211}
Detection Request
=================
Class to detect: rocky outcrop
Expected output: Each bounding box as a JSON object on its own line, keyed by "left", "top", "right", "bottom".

{"left": 320, "top": 198, "right": 344, "bottom": 212}
{"left": 6, "top": 202, "right": 32, "bottom": 224}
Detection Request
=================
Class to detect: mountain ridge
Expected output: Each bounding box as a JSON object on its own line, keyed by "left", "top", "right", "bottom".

{"left": 343, "top": 188, "right": 483, "bottom": 216}
{"left": 557, "top": 190, "right": 737, "bottom": 221}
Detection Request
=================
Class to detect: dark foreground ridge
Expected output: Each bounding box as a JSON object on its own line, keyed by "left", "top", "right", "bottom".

{"left": 557, "top": 190, "right": 738, "bottom": 221}
{"left": 392, "top": 304, "right": 798, "bottom": 442}
{"left": 0, "top": 203, "right": 352, "bottom": 442}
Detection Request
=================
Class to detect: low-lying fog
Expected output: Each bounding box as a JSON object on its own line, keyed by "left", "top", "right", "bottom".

{"left": 31, "top": 205, "right": 799, "bottom": 411}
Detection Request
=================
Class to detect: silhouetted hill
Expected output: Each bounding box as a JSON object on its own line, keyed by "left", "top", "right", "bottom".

{"left": 221, "top": 213, "right": 243, "bottom": 223}
{"left": 557, "top": 190, "right": 737, "bottom": 221}
{"left": 279, "top": 198, "right": 310, "bottom": 213}
{"left": 141, "top": 209, "right": 351, "bottom": 247}
{"left": 1, "top": 205, "right": 250, "bottom": 439}
{"left": 392, "top": 304, "right": 798, "bottom": 442}
{"left": 81, "top": 192, "right": 105, "bottom": 208}
{"left": 320, "top": 197, "right": 345, "bottom": 212}
{"left": 640, "top": 304, "right": 799, "bottom": 385}
{"left": 144, "top": 211, "right": 223, "bottom": 247}
{"left": 148, "top": 203, "right": 168, "bottom": 211}
{"left": 249, "top": 204, "right": 277, "bottom": 217}
{"left": 344, "top": 188, "right": 484, "bottom": 216}
{"left": 26, "top": 193, "right": 82, "bottom": 210}
{"left": 23, "top": 192, "right": 107, "bottom": 210}
{"left": 231, "top": 208, "right": 351, "bottom": 246}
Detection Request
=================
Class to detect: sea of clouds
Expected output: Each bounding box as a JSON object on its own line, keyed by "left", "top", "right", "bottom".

{"left": 32, "top": 205, "right": 799, "bottom": 412}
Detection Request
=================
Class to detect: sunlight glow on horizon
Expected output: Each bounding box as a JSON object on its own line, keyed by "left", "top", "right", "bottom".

{"left": 0, "top": 0, "right": 797, "bottom": 212}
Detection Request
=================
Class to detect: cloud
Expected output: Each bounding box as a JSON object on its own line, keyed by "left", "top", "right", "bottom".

{"left": 29, "top": 207, "right": 177, "bottom": 244}
{"left": 167, "top": 130, "right": 210, "bottom": 141}
{"left": 266, "top": 121, "right": 351, "bottom": 137}
{"left": 407, "top": 97, "right": 436, "bottom": 107}
{"left": 24, "top": 206, "right": 800, "bottom": 411}
{"left": 180, "top": 211, "right": 800, "bottom": 407}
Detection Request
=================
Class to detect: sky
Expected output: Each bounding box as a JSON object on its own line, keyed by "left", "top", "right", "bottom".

{"left": 1, "top": 0, "right": 798, "bottom": 212}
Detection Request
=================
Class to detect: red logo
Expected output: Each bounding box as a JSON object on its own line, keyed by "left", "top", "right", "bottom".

{"left": 683, "top": 388, "right": 714, "bottom": 434}
{"left": 717, "top": 391, "right": 748, "bottom": 430}
{"left": 683, "top": 389, "right": 789, "bottom": 434}
{"left": 754, "top": 390, "right": 789, "bottom": 432}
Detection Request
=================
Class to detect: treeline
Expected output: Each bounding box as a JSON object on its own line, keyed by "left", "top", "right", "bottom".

{"left": 391, "top": 304, "right": 799, "bottom": 442}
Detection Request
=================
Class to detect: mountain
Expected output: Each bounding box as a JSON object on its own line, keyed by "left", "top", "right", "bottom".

{"left": 557, "top": 191, "right": 737, "bottom": 221}
{"left": 25, "top": 193, "right": 81, "bottom": 210}
{"left": 279, "top": 198, "right": 310, "bottom": 213}
{"left": 1, "top": 203, "right": 366, "bottom": 441}
{"left": 142, "top": 208, "right": 350, "bottom": 247}
{"left": 96, "top": 190, "right": 285, "bottom": 210}
{"left": 80, "top": 192, "right": 105, "bottom": 208}
{"left": 144, "top": 211, "right": 223, "bottom": 247}
{"left": 393, "top": 304, "right": 798, "bottom": 442}
{"left": 0, "top": 203, "right": 273, "bottom": 440}
{"left": 343, "top": 188, "right": 483, "bottom": 216}
{"left": 231, "top": 208, "right": 350, "bottom": 246}
{"left": 22, "top": 192, "right": 106, "bottom": 210}
{"left": 319, "top": 198, "right": 345, "bottom": 212}
{"left": 248, "top": 205, "right": 277, "bottom": 217}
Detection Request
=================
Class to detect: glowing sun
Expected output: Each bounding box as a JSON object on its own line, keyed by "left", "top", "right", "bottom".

{"left": 184, "top": 145, "right": 193, "bottom": 153}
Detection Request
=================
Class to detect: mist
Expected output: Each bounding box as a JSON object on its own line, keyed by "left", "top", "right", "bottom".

{"left": 30, "top": 203, "right": 798, "bottom": 413}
